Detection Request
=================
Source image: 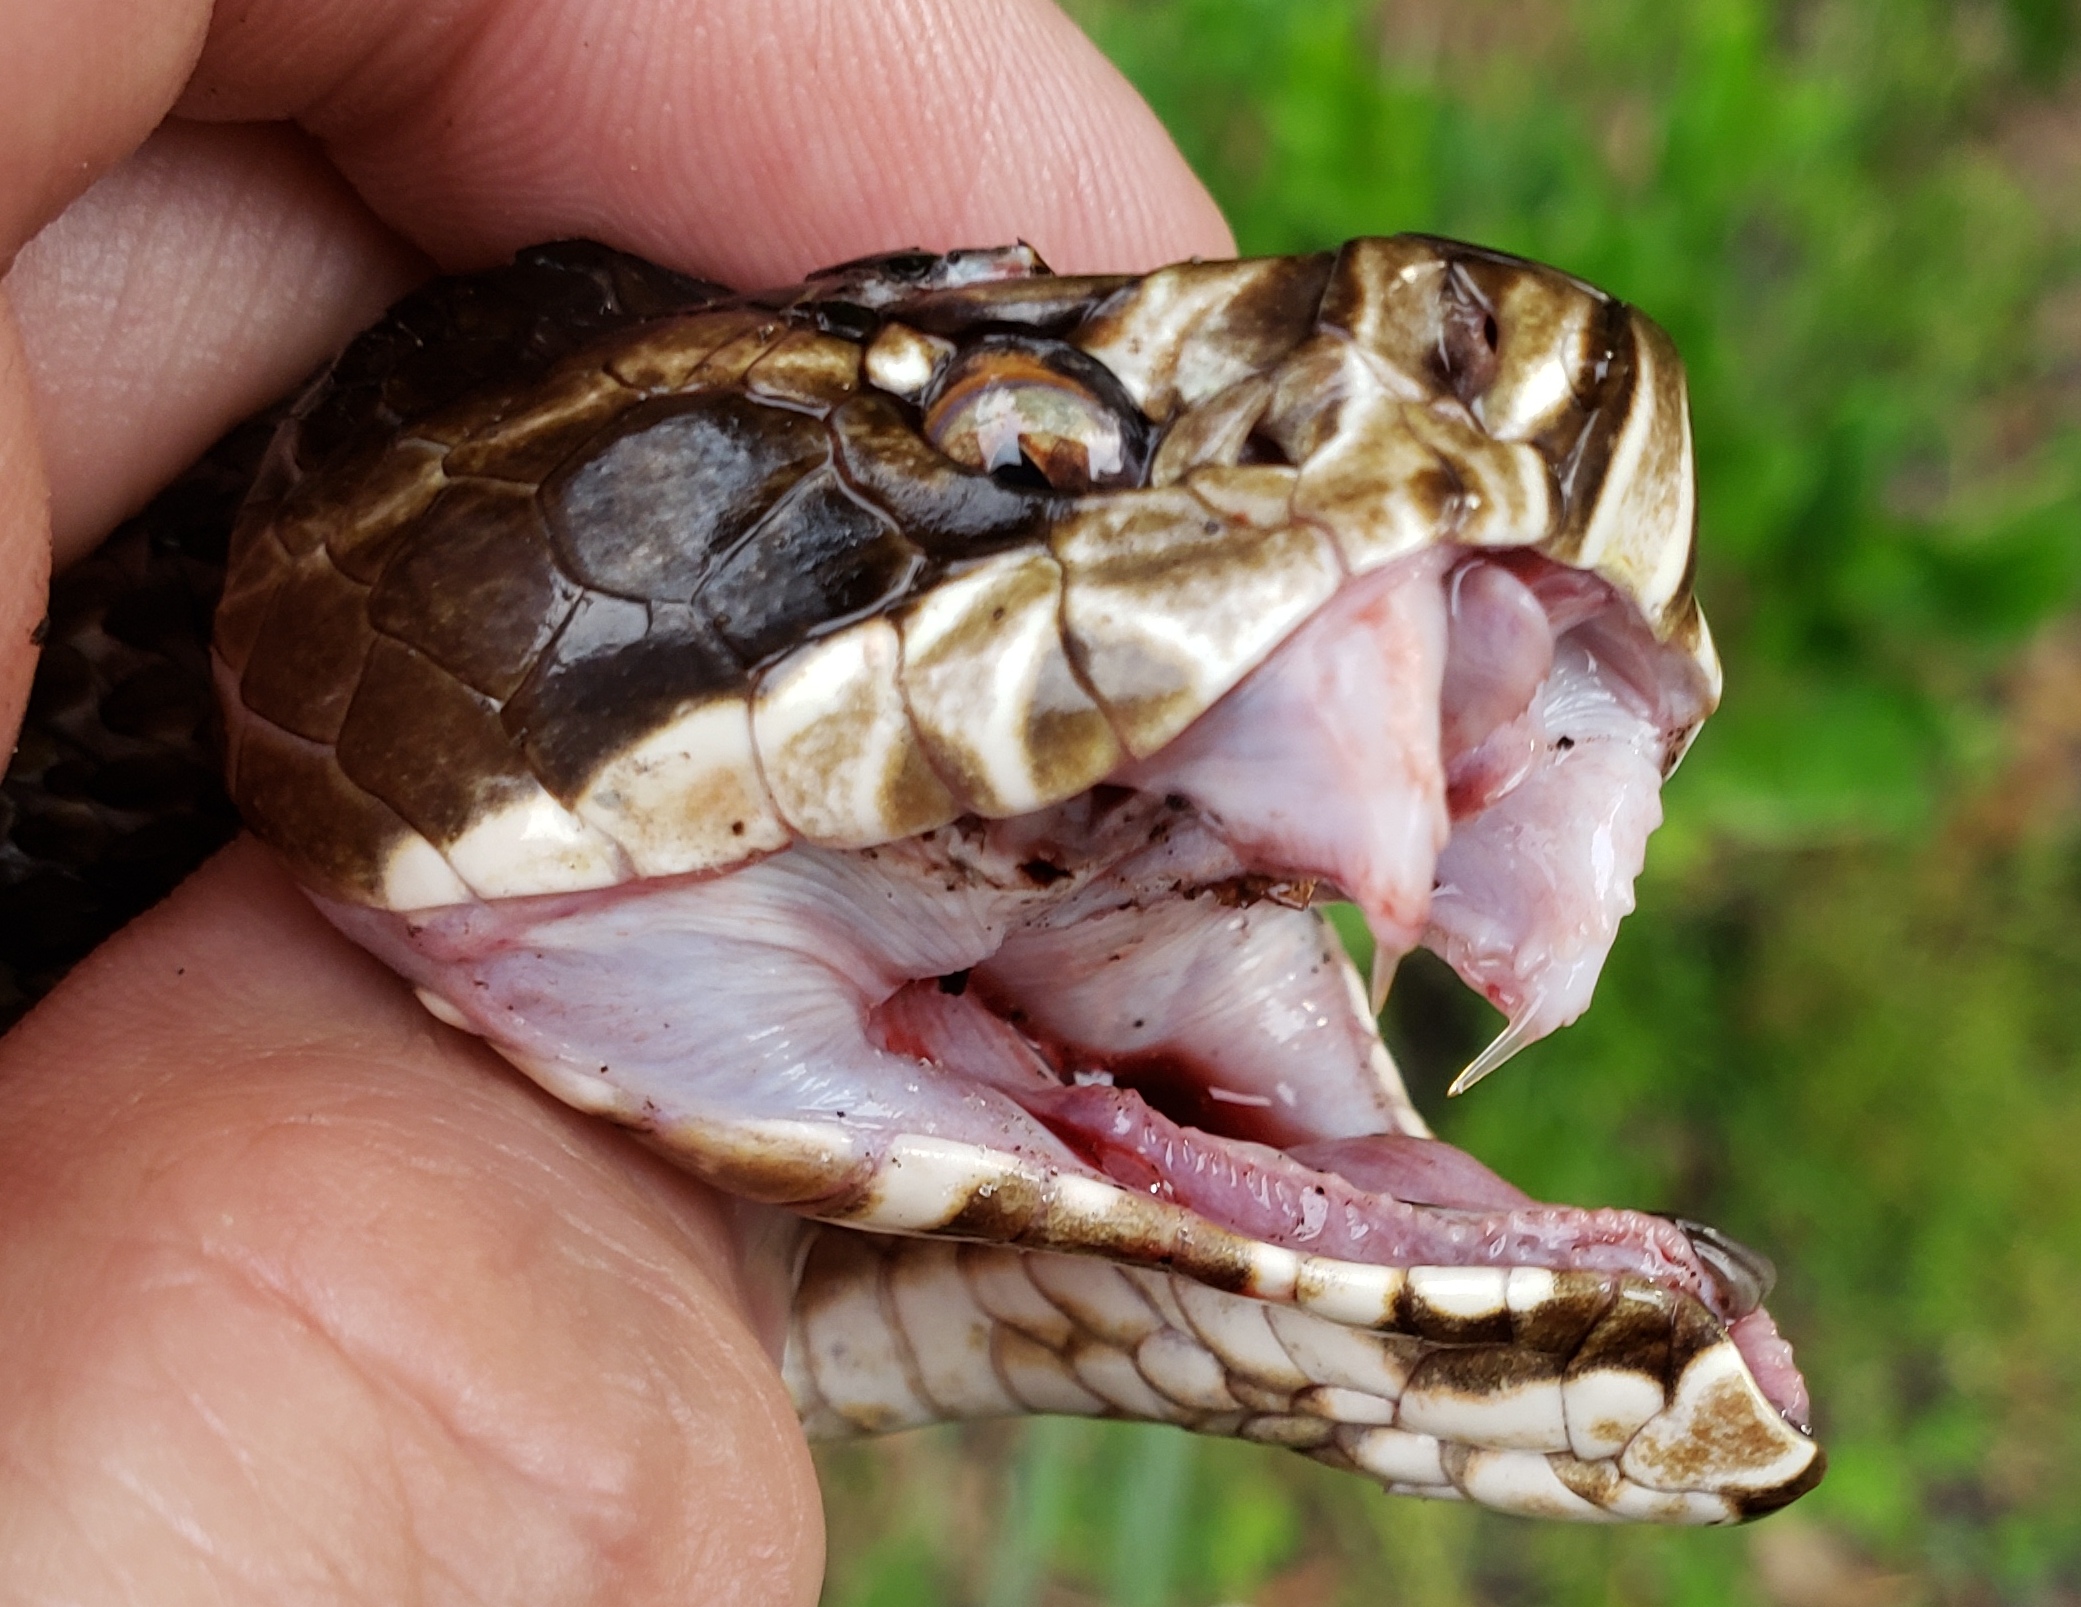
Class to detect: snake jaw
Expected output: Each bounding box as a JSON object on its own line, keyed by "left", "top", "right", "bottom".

{"left": 196, "top": 236, "right": 1820, "bottom": 1522}
{"left": 316, "top": 546, "right": 1820, "bottom": 1521}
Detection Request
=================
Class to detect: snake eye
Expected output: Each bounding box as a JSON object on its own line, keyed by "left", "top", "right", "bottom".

{"left": 923, "top": 337, "right": 1149, "bottom": 493}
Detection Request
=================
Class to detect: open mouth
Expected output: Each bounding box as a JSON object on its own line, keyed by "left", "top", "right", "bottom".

{"left": 318, "top": 540, "right": 1812, "bottom": 1447}
{"left": 193, "top": 232, "right": 1822, "bottom": 1520}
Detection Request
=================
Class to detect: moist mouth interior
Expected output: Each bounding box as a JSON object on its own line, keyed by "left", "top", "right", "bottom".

{"left": 855, "top": 543, "right": 1808, "bottom": 1427}
{"left": 865, "top": 898, "right": 1811, "bottom": 1435}
{"left": 329, "top": 545, "right": 1809, "bottom": 1431}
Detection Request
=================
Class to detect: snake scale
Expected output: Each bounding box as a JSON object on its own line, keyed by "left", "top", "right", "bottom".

{"left": 2, "top": 236, "right": 1823, "bottom": 1524}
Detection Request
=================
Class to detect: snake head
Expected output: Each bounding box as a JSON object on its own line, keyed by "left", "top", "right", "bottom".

{"left": 210, "top": 236, "right": 1820, "bottom": 1524}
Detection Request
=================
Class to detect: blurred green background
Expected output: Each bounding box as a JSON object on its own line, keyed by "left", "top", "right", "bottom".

{"left": 819, "top": 2, "right": 2081, "bottom": 1601}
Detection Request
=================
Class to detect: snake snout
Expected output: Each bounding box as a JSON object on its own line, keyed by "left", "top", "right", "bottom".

{"left": 1673, "top": 1218, "right": 1778, "bottom": 1317}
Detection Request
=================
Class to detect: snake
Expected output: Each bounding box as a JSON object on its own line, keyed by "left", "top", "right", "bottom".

{"left": 2, "top": 235, "right": 1824, "bottom": 1526}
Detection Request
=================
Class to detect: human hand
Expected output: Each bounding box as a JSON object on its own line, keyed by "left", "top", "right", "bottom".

{"left": 0, "top": 4, "right": 1229, "bottom": 1598}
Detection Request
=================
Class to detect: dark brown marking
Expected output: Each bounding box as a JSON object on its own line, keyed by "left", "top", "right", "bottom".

{"left": 232, "top": 720, "right": 412, "bottom": 899}
{"left": 1546, "top": 296, "right": 1636, "bottom": 546}
{"left": 1405, "top": 1342, "right": 1566, "bottom": 1398}
{"left": 1665, "top": 1290, "right": 1729, "bottom": 1378}
{"left": 1197, "top": 251, "right": 1335, "bottom": 375}
{"left": 647, "top": 1126, "right": 873, "bottom": 1209}
{"left": 939, "top": 1170, "right": 1048, "bottom": 1242}
{"left": 543, "top": 392, "right": 827, "bottom": 599}
{"left": 236, "top": 551, "right": 376, "bottom": 745}
{"left": 334, "top": 638, "right": 543, "bottom": 846}
{"left": 1565, "top": 1282, "right": 1678, "bottom": 1384}
{"left": 502, "top": 592, "right": 743, "bottom": 800}
{"left": 367, "top": 480, "right": 579, "bottom": 701}
{"left": 1733, "top": 1447, "right": 1828, "bottom": 1519}
{"left": 829, "top": 394, "right": 1056, "bottom": 560}
{"left": 1395, "top": 1284, "right": 1515, "bottom": 1346}
{"left": 1502, "top": 1270, "right": 1615, "bottom": 1355}
{"left": 700, "top": 469, "right": 922, "bottom": 665}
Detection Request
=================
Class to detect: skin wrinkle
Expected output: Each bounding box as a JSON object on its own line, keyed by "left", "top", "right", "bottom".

{"left": 344, "top": 1103, "right": 751, "bottom": 1349}
{"left": 424, "top": 5, "right": 606, "bottom": 237}
{"left": 0, "top": 0, "right": 210, "bottom": 250}
{"left": 7, "top": 119, "right": 422, "bottom": 559}
{"left": 940, "top": 14, "right": 1012, "bottom": 236}
{"left": 24, "top": 164, "right": 188, "bottom": 547}
{"left": 311, "top": 1061, "right": 802, "bottom": 1338}
{"left": 0, "top": 1453, "right": 102, "bottom": 1597}
{"left": 107, "top": 1445, "right": 237, "bottom": 1576}
{"left": 247, "top": 0, "right": 1221, "bottom": 279}
{"left": 159, "top": 1373, "right": 271, "bottom": 1526}
{"left": 30, "top": 1270, "right": 633, "bottom": 1605}
{"left": 30, "top": 1271, "right": 333, "bottom": 1599}
{"left": 145, "top": 1278, "right": 510, "bottom": 1600}
{"left": 335, "top": 1367, "right": 590, "bottom": 1599}
{"left": 195, "top": 1258, "right": 589, "bottom": 1533}
{"left": 131, "top": 1090, "right": 754, "bottom": 1597}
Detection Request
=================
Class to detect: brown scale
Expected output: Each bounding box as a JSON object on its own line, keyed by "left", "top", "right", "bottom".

{"left": 8, "top": 231, "right": 1708, "bottom": 1002}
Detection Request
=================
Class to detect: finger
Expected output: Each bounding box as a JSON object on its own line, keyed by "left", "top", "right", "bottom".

{"left": 0, "top": 0, "right": 206, "bottom": 252}
{"left": 8, "top": 119, "right": 424, "bottom": 568}
{"left": 0, "top": 840, "right": 825, "bottom": 1606}
{"left": 182, "top": 0, "right": 1234, "bottom": 282}
{"left": 0, "top": 0, "right": 210, "bottom": 703}
{"left": 0, "top": 0, "right": 201, "bottom": 747}
{"left": 0, "top": 305, "right": 47, "bottom": 750}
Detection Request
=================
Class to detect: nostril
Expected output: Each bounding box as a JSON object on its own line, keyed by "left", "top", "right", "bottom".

{"left": 1672, "top": 1217, "right": 1778, "bottom": 1317}
{"left": 1237, "top": 427, "right": 1293, "bottom": 467}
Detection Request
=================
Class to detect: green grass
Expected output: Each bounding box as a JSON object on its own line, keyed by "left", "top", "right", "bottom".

{"left": 822, "top": 3, "right": 2081, "bottom": 1600}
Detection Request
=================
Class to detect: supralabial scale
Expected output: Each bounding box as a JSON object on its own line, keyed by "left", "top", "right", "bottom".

{"left": 8, "top": 235, "right": 1823, "bottom": 1524}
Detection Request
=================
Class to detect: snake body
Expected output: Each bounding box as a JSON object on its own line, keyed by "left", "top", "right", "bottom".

{"left": 5, "top": 238, "right": 1823, "bottom": 1523}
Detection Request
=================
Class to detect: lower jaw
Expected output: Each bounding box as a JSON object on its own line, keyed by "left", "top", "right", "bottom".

{"left": 870, "top": 973, "right": 1812, "bottom": 1431}
{"left": 314, "top": 810, "right": 1812, "bottom": 1439}
{"left": 1032, "top": 1079, "right": 1810, "bottom": 1426}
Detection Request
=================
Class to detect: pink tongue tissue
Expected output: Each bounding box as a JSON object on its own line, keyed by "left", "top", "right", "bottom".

{"left": 1127, "top": 545, "right": 1678, "bottom": 1094}
{"left": 1124, "top": 550, "right": 1452, "bottom": 960}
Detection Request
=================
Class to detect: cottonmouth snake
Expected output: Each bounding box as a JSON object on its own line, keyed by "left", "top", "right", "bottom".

{"left": 1, "top": 237, "right": 1823, "bottom": 1524}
